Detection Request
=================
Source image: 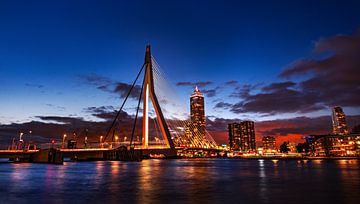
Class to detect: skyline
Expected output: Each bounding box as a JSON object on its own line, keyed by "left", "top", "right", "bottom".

{"left": 1, "top": 0, "right": 360, "bottom": 144}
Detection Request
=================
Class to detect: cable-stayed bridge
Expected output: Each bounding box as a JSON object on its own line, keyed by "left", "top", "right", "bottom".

{"left": 0, "top": 46, "right": 219, "bottom": 162}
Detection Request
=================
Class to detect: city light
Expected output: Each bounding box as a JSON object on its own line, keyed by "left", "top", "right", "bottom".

{"left": 19, "top": 132, "right": 24, "bottom": 142}
{"left": 62, "top": 134, "right": 67, "bottom": 149}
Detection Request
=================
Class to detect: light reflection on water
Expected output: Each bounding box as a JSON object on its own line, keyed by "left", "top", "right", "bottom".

{"left": 0, "top": 159, "right": 359, "bottom": 203}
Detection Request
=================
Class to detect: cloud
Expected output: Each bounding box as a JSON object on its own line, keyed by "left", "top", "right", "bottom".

{"left": 214, "top": 102, "right": 233, "bottom": 109}
{"left": 176, "top": 81, "right": 219, "bottom": 97}
{"left": 261, "top": 81, "right": 296, "bottom": 92}
{"left": 0, "top": 108, "right": 139, "bottom": 144}
{"left": 45, "top": 104, "right": 66, "bottom": 111}
{"left": 25, "top": 83, "right": 44, "bottom": 89}
{"left": 114, "top": 83, "right": 142, "bottom": 99}
{"left": 206, "top": 117, "right": 238, "bottom": 132}
{"left": 280, "top": 31, "right": 360, "bottom": 108}
{"left": 84, "top": 106, "right": 130, "bottom": 121}
{"left": 202, "top": 89, "right": 217, "bottom": 97}
{"left": 37, "top": 116, "right": 84, "bottom": 124}
{"left": 176, "top": 81, "right": 213, "bottom": 88}
{"left": 230, "top": 84, "right": 259, "bottom": 99}
{"left": 80, "top": 74, "right": 113, "bottom": 92}
{"left": 224, "top": 80, "right": 238, "bottom": 86}
{"left": 81, "top": 74, "right": 141, "bottom": 100}
{"left": 230, "top": 87, "right": 325, "bottom": 114}
{"left": 256, "top": 116, "right": 332, "bottom": 137}
{"left": 228, "top": 31, "right": 360, "bottom": 114}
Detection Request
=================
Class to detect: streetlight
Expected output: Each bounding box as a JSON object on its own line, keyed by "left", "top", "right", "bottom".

{"left": 19, "top": 132, "right": 24, "bottom": 142}
{"left": 62, "top": 134, "right": 67, "bottom": 149}
{"left": 115, "top": 136, "right": 119, "bottom": 143}
{"left": 29, "top": 130, "right": 32, "bottom": 142}
{"left": 18, "top": 132, "right": 24, "bottom": 150}
{"left": 28, "top": 130, "right": 33, "bottom": 150}
{"left": 100, "top": 136, "right": 103, "bottom": 148}
{"left": 84, "top": 136, "right": 88, "bottom": 148}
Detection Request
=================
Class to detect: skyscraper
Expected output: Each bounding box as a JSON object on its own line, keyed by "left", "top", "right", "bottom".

{"left": 239, "top": 121, "right": 256, "bottom": 152}
{"left": 228, "top": 123, "right": 241, "bottom": 150}
{"left": 228, "top": 121, "right": 256, "bottom": 152}
{"left": 332, "top": 106, "right": 349, "bottom": 135}
{"left": 190, "top": 86, "right": 206, "bottom": 136}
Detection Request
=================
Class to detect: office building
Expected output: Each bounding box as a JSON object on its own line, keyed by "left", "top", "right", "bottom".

{"left": 228, "top": 121, "right": 256, "bottom": 152}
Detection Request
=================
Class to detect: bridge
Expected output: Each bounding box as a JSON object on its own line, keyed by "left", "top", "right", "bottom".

{"left": 0, "top": 46, "right": 221, "bottom": 163}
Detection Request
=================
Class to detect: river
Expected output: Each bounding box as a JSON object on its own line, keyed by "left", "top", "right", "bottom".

{"left": 0, "top": 159, "right": 359, "bottom": 203}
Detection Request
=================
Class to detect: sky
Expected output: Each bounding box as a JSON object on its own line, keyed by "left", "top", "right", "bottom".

{"left": 1, "top": 0, "right": 360, "bottom": 144}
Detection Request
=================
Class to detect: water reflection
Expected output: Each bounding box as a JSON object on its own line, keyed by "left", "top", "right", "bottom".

{"left": 137, "top": 160, "right": 154, "bottom": 203}
{"left": 94, "top": 161, "right": 104, "bottom": 188}
{"left": 312, "top": 159, "right": 322, "bottom": 164}
{"left": 1, "top": 159, "right": 360, "bottom": 204}
{"left": 110, "top": 161, "right": 119, "bottom": 174}
{"left": 10, "top": 163, "right": 31, "bottom": 183}
{"left": 337, "top": 159, "right": 358, "bottom": 166}
{"left": 258, "top": 159, "right": 269, "bottom": 202}
{"left": 271, "top": 159, "right": 278, "bottom": 166}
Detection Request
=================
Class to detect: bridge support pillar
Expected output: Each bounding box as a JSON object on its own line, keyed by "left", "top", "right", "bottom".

{"left": 31, "top": 148, "right": 63, "bottom": 164}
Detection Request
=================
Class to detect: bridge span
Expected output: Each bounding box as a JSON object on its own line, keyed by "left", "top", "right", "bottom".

{"left": 0, "top": 46, "right": 224, "bottom": 163}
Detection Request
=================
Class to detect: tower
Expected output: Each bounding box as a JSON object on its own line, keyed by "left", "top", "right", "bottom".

{"left": 142, "top": 45, "right": 175, "bottom": 149}
{"left": 332, "top": 106, "right": 349, "bottom": 135}
{"left": 190, "top": 86, "right": 206, "bottom": 136}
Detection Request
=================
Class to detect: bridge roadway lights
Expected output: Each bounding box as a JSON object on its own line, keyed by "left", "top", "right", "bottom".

{"left": 141, "top": 148, "right": 178, "bottom": 159}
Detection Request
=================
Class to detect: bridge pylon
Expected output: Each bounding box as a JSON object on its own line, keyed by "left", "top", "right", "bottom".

{"left": 142, "top": 45, "right": 175, "bottom": 150}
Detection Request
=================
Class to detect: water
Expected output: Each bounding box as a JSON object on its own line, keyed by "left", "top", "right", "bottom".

{"left": 0, "top": 159, "right": 359, "bottom": 204}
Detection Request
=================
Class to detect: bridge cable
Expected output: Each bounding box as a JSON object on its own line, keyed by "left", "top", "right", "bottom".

{"left": 129, "top": 66, "right": 146, "bottom": 148}
{"left": 103, "top": 63, "right": 145, "bottom": 142}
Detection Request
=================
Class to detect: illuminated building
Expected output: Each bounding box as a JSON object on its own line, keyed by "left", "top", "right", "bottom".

{"left": 332, "top": 106, "right": 349, "bottom": 135}
{"left": 228, "top": 123, "right": 241, "bottom": 150}
{"left": 190, "top": 86, "right": 206, "bottom": 136}
{"left": 287, "top": 142, "right": 297, "bottom": 153}
{"left": 313, "top": 134, "right": 359, "bottom": 157}
{"left": 240, "top": 121, "right": 256, "bottom": 152}
{"left": 228, "top": 121, "right": 256, "bottom": 152}
{"left": 262, "top": 136, "right": 276, "bottom": 152}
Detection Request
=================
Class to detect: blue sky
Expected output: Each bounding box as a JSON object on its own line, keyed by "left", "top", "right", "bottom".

{"left": 1, "top": 0, "right": 360, "bottom": 125}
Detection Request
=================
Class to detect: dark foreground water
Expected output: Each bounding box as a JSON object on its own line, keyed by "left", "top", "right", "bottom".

{"left": 0, "top": 159, "right": 359, "bottom": 204}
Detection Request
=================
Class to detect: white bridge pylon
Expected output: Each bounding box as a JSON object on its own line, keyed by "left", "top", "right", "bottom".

{"left": 142, "top": 46, "right": 175, "bottom": 149}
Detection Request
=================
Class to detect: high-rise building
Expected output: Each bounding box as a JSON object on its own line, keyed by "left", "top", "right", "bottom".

{"left": 190, "top": 86, "right": 206, "bottom": 136}
{"left": 228, "top": 121, "right": 256, "bottom": 152}
{"left": 262, "top": 136, "right": 276, "bottom": 151}
{"left": 332, "top": 106, "right": 349, "bottom": 135}
{"left": 240, "top": 121, "right": 256, "bottom": 152}
{"left": 228, "top": 123, "right": 241, "bottom": 150}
